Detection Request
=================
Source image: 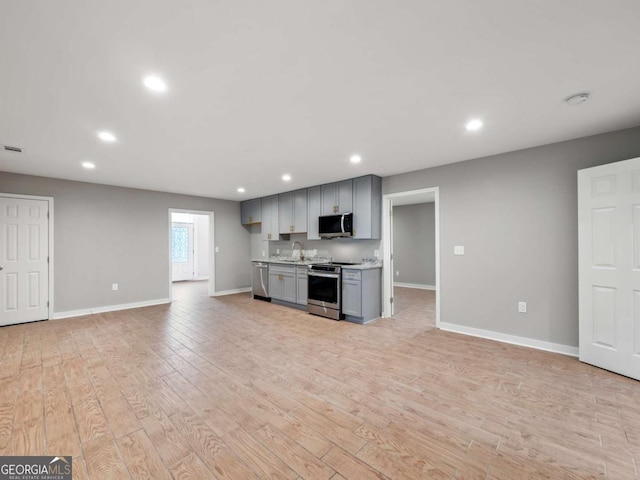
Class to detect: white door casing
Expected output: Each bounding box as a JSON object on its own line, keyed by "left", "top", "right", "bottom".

{"left": 578, "top": 157, "right": 640, "bottom": 380}
{"left": 0, "top": 196, "right": 50, "bottom": 326}
{"left": 382, "top": 187, "right": 440, "bottom": 324}
{"left": 171, "top": 222, "right": 194, "bottom": 282}
{"left": 389, "top": 203, "right": 395, "bottom": 316}
{"left": 168, "top": 209, "right": 215, "bottom": 298}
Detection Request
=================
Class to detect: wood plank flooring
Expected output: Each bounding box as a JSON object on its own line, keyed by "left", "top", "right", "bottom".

{"left": 0, "top": 280, "right": 639, "bottom": 479}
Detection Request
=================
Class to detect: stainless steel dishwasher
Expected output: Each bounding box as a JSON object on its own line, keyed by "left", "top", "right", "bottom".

{"left": 251, "top": 261, "right": 270, "bottom": 301}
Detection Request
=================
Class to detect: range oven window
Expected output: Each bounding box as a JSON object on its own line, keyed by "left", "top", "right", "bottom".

{"left": 308, "top": 274, "right": 339, "bottom": 304}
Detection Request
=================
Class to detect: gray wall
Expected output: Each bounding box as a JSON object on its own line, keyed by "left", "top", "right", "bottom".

{"left": 0, "top": 173, "right": 250, "bottom": 313}
{"left": 393, "top": 203, "right": 435, "bottom": 286}
{"left": 384, "top": 126, "right": 640, "bottom": 348}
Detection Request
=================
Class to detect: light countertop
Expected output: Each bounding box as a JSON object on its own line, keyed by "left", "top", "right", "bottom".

{"left": 251, "top": 259, "right": 382, "bottom": 270}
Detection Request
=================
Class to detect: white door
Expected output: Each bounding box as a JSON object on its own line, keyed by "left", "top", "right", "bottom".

{"left": 578, "top": 157, "right": 640, "bottom": 380}
{"left": 171, "top": 222, "right": 194, "bottom": 281}
{"left": 0, "top": 197, "right": 49, "bottom": 326}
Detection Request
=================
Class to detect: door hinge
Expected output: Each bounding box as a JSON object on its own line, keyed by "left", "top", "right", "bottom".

{"left": 47, "top": 256, "right": 49, "bottom": 263}
{"left": 390, "top": 297, "right": 394, "bottom": 304}
{"left": 47, "top": 211, "right": 50, "bottom": 219}
{"left": 47, "top": 301, "right": 49, "bottom": 307}
{"left": 390, "top": 253, "right": 393, "bottom": 260}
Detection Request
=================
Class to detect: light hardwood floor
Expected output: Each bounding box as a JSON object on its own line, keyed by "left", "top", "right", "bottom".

{"left": 0, "top": 281, "right": 639, "bottom": 479}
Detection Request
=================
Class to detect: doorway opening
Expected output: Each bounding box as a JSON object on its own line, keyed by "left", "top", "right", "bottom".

{"left": 168, "top": 209, "right": 215, "bottom": 300}
{"left": 382, "top": 187, "right": 440, "bottom": 328}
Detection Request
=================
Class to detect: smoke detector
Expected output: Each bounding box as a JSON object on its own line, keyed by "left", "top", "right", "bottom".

{"left": 565, "top": 92, "right": 590, "bottom": 106}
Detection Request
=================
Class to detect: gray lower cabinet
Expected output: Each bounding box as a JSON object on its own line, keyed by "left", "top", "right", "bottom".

{"left": 342, "top": 268, "right": 382, "bottom": 323}
{"left": 296, "top": 266, "right": 308, "bottom": 305}
{"left": 269, "top": 264, "right": 296, "bottom": 303}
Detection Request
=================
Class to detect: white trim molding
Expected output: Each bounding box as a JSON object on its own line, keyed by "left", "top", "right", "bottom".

{"left": 212, "top": 287, "right": 251, "bottom": 297}
{"left": 394, "top": 282, "right": 436, "bottom": 291}
{"left": 53, "top": 298, "right": 170, "bottom": 320}
{"left": 440, "top": 322, "right": 579, "bottom": 357}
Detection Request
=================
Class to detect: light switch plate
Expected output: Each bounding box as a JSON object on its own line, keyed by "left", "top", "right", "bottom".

{"left": 215, "top": 246, "right": 220, "bottom": 253}
{"left": 518, "top": 301, "right": 527, "bottom": 313}
{"left": 454, "top": 245, "right": 465, "bottom": 255}
{"left": 374, "top": 250, "right": 380, "bottom": 258}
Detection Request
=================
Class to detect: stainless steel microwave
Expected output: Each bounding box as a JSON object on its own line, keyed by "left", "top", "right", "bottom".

{"left": 319, "top": 213, "right": 353, "bottom": 238}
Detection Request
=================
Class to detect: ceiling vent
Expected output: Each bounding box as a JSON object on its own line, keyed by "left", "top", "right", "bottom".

{"left": 1, "top": 144, "right": 22, "bottom": 153}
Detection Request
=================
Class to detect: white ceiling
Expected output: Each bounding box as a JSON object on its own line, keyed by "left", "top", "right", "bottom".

{"left": 2, "top": 1, "right": 640, "bottom": 201}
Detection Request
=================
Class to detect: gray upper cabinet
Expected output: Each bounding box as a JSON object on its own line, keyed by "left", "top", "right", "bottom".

{"left": 321, "top": 179, "right": 353, "bottom": 214}
{"left": 261, "top": 195, "right": 279, "bottom": 241}
{"left": 241, "top": 198, "right": 262, "bottom": 225}
{"left": 307, "top": 186, "right": 321, "bottom": 240}
{"left": 246, "top": 175, "right": 380, "bottom": 241}
{"left": 353, "top": 175, "right": 382, "bottom": 239}
{"left": 279, "top": 189, "right": 308, "bottom": 234}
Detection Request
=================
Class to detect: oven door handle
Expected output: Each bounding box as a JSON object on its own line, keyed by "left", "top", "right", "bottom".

{"left": 340, "top": 214, "right": 345, "bottom": 233}
{"left": 308, "top": 272, "right": 340, "bottom": 279}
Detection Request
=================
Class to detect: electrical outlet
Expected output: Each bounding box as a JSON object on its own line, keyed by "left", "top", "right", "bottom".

{"left": 454, "top": 245, "right": 465, "bottom": 255}
{"left": 276, "top": 248, "right": 280, "bottom": 255}
{"left": 112, "top": 283, "right": 118, "bottom": 291}
{"left": 262, "top": 250, "right": 266, "bottom": 257}
{"left": 374, "top": 249, "right": 380, "bottom": 258}
{"left": 215, "top": 246, "right": 220, "bottom": 253}
{"left": 518, "top": 301, "right": 527, "bottom": 313}
{"left": 396, "top": 270, "right": 400, "bottom": 276}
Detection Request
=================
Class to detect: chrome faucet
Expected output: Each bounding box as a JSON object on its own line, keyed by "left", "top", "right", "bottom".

{"left": 291, "top": 241, "right": 305, "bottom": 261}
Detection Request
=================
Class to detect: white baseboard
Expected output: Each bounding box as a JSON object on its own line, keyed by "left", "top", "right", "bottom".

{"left": 53, "top": 298, "right": 170, "bottom": 320}
{"left": 394, "top": 282, "right": 436, "bottom": 291}
{"left": 213, "top": 287, "right": 251, "bottom": 297}
{"left": 439, "top": 322, "right": 579, "bottom": 357}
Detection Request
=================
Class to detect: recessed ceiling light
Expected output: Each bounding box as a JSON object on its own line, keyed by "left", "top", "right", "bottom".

{"left": 465, "top": 119, "right": 483, "bottom": 131}
{"left": 81, "top": 161, "right": 96, "bottom": 169}
{"left": 97, "top": 131, "right": 117, "bottom": 143}
{"left": 237, "top": 187, "right": 245, "bottom": 193}
{"left": 143, "top": 75, "right": 168, "bottom": 93}
{"left": 282, "top": 174, "right": 291, "bottom": 181}
{"left": 350, "top": 154, "right": 362, "bottom": 164}
{"left": 565, "top": 92, "right": 590, "bottom": 106}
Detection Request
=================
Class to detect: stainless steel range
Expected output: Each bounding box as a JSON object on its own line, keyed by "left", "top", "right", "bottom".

{"left": 307, "top": 262, "right": 357, "bottom": 320}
